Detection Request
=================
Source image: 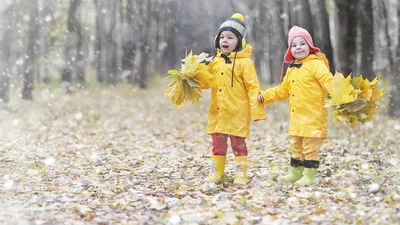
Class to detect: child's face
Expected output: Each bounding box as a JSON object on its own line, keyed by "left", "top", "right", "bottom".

{"left": 219, "top": 30, "right": 239, "bottom": 54}
{"left": 290, "top": 36, "right": 310, "bottom": 61}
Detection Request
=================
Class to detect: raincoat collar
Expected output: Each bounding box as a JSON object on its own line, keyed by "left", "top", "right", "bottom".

{"left": 295, "top": 52, "right": 329, "bottom": 68}
{"left": 217, "top": 44, "right": 252, "bottom": 60}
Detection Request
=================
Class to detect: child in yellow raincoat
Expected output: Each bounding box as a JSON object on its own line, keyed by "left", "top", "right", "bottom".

{"left": 258, "top": 26, "right": 333, "bottom": 186}
{"left": 202, "top": 13, "right": 265, "bottom": 185}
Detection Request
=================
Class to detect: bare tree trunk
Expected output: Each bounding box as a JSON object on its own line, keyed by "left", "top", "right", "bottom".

{"left": 314, "top": 0, "right": 335, "bottom": 74}
{"left": 380, "top": 0, "right": 395, "bottom": 75}
{"left": 105, "top": 0, "right": 117, "bottom": 85}
{"left": 115, "top": 0, "right": 123, "bottom": 79}
{"left": 137, "top": 0, "right": 152, "bottom": 88}
{"left": 0, "top": 3, "right": 13, "bottom": 103}
{"left": 258, "top": 0, "right": 268, "bottom": 82}
{"left": 388, "top": 0, "right": 400, "bottom": 117}
{"left": 123, "top": 0, "right": 136, "bottom": 82}
{"left": 249, "top": 0, "right": 262, "bottom": 79}
{"left": 269, "top": 0, "right": 287, "bottom": 84}
{"left": 128, "top": 0, "right": 139, "bottom": 84}
{"left": 150, "top": 0, "right": 161, "bottom": 73}
{"left": 334, "top": 0, "right": 358, "bottom": 76}
{"left": 282, "top": 0, "right": 296, "bottom": 34}
{"left": 62, "top": 0, "right": 82, "bottom": 91}
{"left": 291, "top": 0, "right": 314, "bottom": 37}
{"left": 94, "top": 0, "right": 105, "bottom": 83}
{"left": 76, "top": 1, "right": 85, "bottom": 84}
{"left": 38, "top": 0, "right": 50, "bottom": 83}
{"left": 359, "top": 0, "right": 374, "bottom": 80}
{"left": 163, "top": 0, "right": 178, "bottom": 69}
{"left": 23, "top": 0, "right": 38, "bottom": 100}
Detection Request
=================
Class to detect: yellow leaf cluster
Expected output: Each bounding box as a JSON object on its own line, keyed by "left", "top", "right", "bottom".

{"left": 164, "top": 51, "right": 214, "bottom": 109}
{"left": 325, "top": 72, "right": 384, "bottom": 129}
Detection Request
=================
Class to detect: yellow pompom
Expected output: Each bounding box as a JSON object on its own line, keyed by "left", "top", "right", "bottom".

{"left": 231, "top": 13, "right": 244, "bottom": 22}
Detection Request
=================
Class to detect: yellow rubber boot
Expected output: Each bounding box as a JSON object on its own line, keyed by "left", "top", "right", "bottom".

{"left": 277, "top": 166, "right": 304, "bottom": 184}
{"left": 206, "top": 155, "right": 229, "bottom": 183}
{"left": 233, "top": 156, "right": 248, "bottom": 185}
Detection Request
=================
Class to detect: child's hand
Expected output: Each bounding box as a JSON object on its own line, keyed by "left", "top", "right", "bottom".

{"left": 257, "top": 93, "right": 264, "bottom": 103}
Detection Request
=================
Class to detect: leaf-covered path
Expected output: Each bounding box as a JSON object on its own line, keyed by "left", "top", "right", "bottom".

{"left": 0, "top": 79, "right": 399, "bottom": 225}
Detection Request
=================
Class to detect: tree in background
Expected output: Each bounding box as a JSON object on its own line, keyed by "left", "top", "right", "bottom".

{"left": 136, "top": 0, "right": 152, "bottom": 88}
{"left": 0, "top": 2, "right": 13, "bottom": 103}
{"left": 334, "top": 0, "right": 359, "bottom": 76}
{"left": 359, "top": 0, "right": 374, "bottom": 81}
{"left": 62, "top": 0, "right": 83, "bottom": 90}
{"left": 290, "top": 0, "right": 314, "bottom": 37}
{"left": 388, "top": 0, "right": 400, "bottom": 117}
{"left": 267, "top": 0, "right": 286, "bottom": 84}
{"left": 311, "top": 0, "right": 335, "bottom": 73}
{"left": 22, "top": 0, "right": 38, "bottom": 100}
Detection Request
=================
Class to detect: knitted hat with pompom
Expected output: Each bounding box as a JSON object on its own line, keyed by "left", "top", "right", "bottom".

{"left": 215, "top": 13, "right": 247, "bottom": 51}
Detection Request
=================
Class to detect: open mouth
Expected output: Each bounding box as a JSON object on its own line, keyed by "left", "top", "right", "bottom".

{"left": 222, "top": 44, "right": 229, "bottom": 49}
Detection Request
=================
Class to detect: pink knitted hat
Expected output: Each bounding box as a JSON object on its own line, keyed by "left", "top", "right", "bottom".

{"left": 283, "top": 26, "right": 321, "bottom": 63}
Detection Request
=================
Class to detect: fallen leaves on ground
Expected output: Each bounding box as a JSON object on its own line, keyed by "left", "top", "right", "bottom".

{"left": 0, "top": 77, "right": 399, "bottom": 224}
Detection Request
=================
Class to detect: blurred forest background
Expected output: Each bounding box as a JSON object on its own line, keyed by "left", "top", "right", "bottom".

{"left": 0, "top": 0, "right": 399, "bottom": 116}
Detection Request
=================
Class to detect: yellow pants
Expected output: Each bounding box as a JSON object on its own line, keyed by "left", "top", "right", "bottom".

{"left": 291, "top": 136, "right": 324, "bottom": 161}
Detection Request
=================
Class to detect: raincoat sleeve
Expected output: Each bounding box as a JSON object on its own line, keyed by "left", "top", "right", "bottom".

{"left": 198, "top": 60, "right": 216, "bottom": 89}
{"left": 260, "top": 73, "right": 290, "bottom": 104}
{"left": 243, "top": 61, "right": 266, "bottom": 121}
{"left": 313, "top": 61, "right": 334, "bottom": 91}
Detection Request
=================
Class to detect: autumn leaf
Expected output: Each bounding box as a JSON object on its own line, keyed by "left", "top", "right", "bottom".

{"left": 344, "top": 100, "right": 366, "bottom": 112}
{"left": 164, "top": 50, "right": 213, "bottom": 109}
{"left": 313, "top": 206, "right": 326, "bottom": 214}
{"left": 371, "top": 89, "right": 384, "bottom": 102}
{"left": 325, "top": 72, "right": 383, "bottom": 129}
{"left": 325, "top": 72, "right": 357, "bottom": 104}
{"left": 165, "top": 77, "right": 185, "bottom": 109}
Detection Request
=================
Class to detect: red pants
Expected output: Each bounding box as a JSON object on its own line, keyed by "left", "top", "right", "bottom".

{"left": 211, "top": 133, "right": 248, "bottom": 156}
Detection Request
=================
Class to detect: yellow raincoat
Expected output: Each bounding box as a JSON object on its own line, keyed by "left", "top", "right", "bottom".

{"left": 203, "top": 44, "right": 265, "bottom": 138}
{"left": 260, "top": 53, "right": 333, "bottom": 138}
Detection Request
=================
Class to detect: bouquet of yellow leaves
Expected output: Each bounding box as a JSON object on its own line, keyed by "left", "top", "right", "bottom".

{"left": 164, "top": 50, "right": 214, "bottom": 109}
{"left": 325, "top": 72, "right": 384, "bottom": 129}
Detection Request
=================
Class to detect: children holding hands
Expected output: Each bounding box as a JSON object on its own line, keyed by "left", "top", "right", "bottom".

{"left": 166, "top": 8, "right": 383, "bottom": 189}
{"left": 166, "top": 16, "right": 335, "bottom": 187}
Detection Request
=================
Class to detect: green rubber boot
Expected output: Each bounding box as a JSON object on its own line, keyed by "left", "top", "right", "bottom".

{"left": 277, "top": 166, "right": 304, "bottom": 184}
{"left": 206, "top": 155, "right": 229, "bottom": 183}
{"left": 294, "top": 168, "right": 317, "bottom": 186}
{"left": 294, "top": 160, "right": 320, "bottom": 186}
{"left": 277, "top": 158, "right": 304, "bottom": 184}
